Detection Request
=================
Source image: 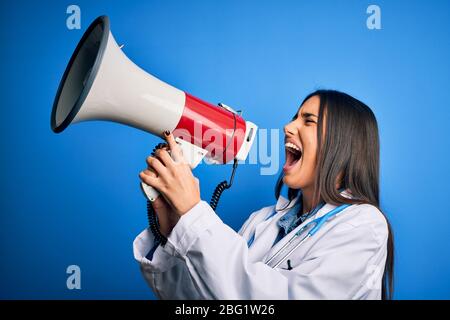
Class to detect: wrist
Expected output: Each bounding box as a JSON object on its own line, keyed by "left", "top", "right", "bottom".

{"left": 177, "top": 198, "right": 201, "bottom": 217}
{"left": 159, "top": 225, "right": 173, "bottom": 238}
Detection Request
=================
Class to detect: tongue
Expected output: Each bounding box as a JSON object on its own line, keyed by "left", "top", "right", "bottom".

{"left": 285, "top": 151, "right": 300, "bottom": 170}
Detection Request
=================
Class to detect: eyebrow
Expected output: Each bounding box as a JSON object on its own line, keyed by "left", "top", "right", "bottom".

{"left": 301, "top": 112, "right": 318, "bottom": 118}
{"left": 292, "top": 111, "right": 319, "bottom": 120}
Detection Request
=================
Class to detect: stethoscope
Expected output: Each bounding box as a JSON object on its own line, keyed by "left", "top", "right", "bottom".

{"left": 255, "top": 203, "right": 351, "bottom": 269}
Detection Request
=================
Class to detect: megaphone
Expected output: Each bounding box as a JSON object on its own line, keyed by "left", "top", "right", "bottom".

{"left": 51, "top": 16, "right": 257, "bottom": 202}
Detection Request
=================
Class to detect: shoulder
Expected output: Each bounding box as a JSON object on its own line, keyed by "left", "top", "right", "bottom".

{"left": 340, "top": 203, "right": 389, "bottom": 246}
{"left": 345, "top": 203, "right": 387, "bottom": 226}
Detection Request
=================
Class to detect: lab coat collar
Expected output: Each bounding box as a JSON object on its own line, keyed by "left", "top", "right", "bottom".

{"left": 275, "top": 189, "right": 352, "bottom": 221}
{"left": 274, "top": 195, "right": 300, "bottom": 212}
{"left": 296, "top": 189, "right": 353, "bottom": 223}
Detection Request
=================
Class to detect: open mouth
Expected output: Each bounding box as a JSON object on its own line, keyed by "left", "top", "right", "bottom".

{"left": 283, "top": 142, "right": 302, "bottom": 172}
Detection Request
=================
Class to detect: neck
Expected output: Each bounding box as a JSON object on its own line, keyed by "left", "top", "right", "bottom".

{"left": 301, "top": 186, "right": 315, "bottom": 214}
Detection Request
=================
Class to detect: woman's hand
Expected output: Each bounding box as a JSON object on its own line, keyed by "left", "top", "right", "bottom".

{"left": 139, "top": 131, "right": 201, "bottom": 217}
{"left": 140, "top": 168, "right": 180, "bottom": 237}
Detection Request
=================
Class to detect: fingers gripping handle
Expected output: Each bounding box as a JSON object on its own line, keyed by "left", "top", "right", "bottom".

{"left": 140, "top": 137, "right": 208, "bottom": 202}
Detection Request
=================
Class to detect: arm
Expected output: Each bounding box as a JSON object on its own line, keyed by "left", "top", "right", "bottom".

{"left": 133, "top": 228, "right": 205, "bottom": 299}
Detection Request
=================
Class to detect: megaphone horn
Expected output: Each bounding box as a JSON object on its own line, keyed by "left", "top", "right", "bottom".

{"left": 51, "top": 15, "right": 257, "bottom": 165}
{"left": 51, "top": 15, "right": 257, "bottom": 202}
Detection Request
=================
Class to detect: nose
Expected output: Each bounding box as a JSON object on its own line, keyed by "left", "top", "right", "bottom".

{"left": 284, "top": 121, "right": 296, "bottom": 136}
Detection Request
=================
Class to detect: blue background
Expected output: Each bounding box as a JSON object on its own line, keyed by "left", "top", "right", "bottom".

{"left": 1, "top": 0, "right": 449, "bottom": 299}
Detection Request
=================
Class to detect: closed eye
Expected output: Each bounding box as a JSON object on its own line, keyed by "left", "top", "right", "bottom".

{"left": 302, "top": 112, "right": 318, "bottom": 124}
{"left": 292, "top": 111, "right": 318, "bottom": 123}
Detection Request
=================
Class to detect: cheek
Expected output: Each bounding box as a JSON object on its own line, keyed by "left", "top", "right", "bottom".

{"left": 303, "top": 143, "right": 317, "bottom": 164}
{"left": 299, "top": 132, "right": 318, "bottom": 176}
{"left": 300, "top": 153, "right": 316, "bottom": 182}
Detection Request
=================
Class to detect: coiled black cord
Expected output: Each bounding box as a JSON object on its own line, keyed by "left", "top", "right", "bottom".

{"left": 146, "top": 142, "right": 168, "bottom": 246}
{"left": 147, "top": 199, "right": 167, "bottom": 245}
{"left": 209, "top": 159, "right": 238, "bottom": 211}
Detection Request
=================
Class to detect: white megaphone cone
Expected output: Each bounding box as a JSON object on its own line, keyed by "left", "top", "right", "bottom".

{"left": 51, "top": 16, "right": 257, "bottom": 202}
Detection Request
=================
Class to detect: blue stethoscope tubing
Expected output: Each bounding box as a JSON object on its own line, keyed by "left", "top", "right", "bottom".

{"left": 265, "top": 204, "right": 351, "bottom": 269}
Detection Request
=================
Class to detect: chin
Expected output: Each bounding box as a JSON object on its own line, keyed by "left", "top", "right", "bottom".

{"left": 282, "top": 175, "right": 302, "bottom": 190}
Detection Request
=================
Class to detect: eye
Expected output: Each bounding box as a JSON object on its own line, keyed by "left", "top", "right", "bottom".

{"left": 305, "top": 119, "right": 316, "bottom": 124}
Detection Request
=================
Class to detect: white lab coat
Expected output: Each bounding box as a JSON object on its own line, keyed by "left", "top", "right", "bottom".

{"left": 133, "top": 193, "right": 388, "bottom": 300}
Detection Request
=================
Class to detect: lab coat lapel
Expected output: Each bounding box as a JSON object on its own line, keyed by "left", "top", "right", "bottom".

{"left": 252, "top": 196, "right": 298, "bottom": 239}
{"left": 248, "top": 214, "right": 282, "bottom": 262}
{"left": 248, "top": 196, "right": 300, "bottom": 262}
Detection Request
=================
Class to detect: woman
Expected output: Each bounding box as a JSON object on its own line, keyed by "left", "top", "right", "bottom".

{"left": 134, "top": 89, "right": 394, "bottom": 300}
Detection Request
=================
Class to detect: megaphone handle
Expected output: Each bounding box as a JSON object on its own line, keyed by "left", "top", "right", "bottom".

{"left": 140, "top": 139, "right": 208, "bottom": 246}
{"left": 141, "top": 182, "right": 159, "bottom": 202}
{"left": 140, "top": 141, "right": 168, "bottom": 202}
{"left": 140, "top": 138, "right": 208, "bottom": 202}
{"left": 140, "top": 142, "right": 168, "bottom": 245}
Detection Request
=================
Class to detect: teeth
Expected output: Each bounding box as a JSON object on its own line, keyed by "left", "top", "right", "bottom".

{"left": 285, "top": 142, "right": 301, "bottom": 153}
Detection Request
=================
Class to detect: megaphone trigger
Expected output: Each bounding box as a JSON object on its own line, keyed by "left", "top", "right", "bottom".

{"left": 174, "top": 137, "right": 208, "bottom": 169}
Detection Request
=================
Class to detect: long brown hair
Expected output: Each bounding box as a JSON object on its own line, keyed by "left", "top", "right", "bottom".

{"left": 275, "top": 90, "right": 394, "bottom": 299}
